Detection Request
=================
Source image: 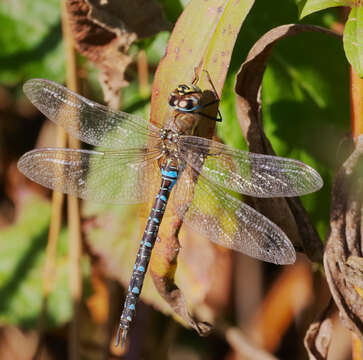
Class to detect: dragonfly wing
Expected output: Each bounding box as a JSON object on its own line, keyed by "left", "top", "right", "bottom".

{"left": 173, "top": 172, "right": 296, "bottom": 265}
{"left": 180, "top": 136, "right": 323, "bottom": 197}
{"left": 17, "top": 148, "right": 161, "bottom": 204}
{"left": 23, "top": 79, "right": 160, "bottom": 149}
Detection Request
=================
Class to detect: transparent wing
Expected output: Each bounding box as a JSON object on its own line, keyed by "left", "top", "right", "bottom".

{"left": 174, "top": 172, "right": 296, "bottom": 265}
{"left": 23, "top": 79, "right": 160, "bottom": 149}
{"left": 179, "top": 136, "right": 323, "bottom": 197}
{"left": 17, "top": 147, "right": 162, "bottom": 204}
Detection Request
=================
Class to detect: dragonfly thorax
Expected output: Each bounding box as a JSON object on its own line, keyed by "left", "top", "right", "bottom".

{"left": 160, "top": 128, "right": 179, "bottom": 142}
{"left": 159, "top": 128, "right": 180, "bottom": 159}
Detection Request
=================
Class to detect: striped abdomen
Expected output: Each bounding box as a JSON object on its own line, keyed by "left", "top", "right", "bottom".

{"left": 116, "top": 161, "right": 178, "bottom": 346}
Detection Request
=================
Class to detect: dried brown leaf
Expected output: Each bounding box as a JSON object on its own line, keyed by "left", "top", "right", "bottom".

{"left": 66, "top": 0, "right": 169, "bottom": 108}
{"left": 149, "top": 215, "right": 214, "bottom": 336}
{"left": 87, "top": 0, "right": 169, "bottom": 38}
{"left": 234, "top": 24, "right": 340, "bottom": 262}
{"left": 304, "top": 299, "right": 336, "bottom": 360}
{"left": 324, "top": 135, "right": 363, "bottom": 342}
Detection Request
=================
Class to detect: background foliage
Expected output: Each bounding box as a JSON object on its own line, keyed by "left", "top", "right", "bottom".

{"left": 0, "top": 0, "right": 355, "bottom": 359}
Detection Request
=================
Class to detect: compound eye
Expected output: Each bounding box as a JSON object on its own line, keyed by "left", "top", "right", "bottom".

{"left": 168, "top": 95, "right": 178, "bottom": 108}
{"left": 178, "top": 97, "right": 199, "bottom": 111}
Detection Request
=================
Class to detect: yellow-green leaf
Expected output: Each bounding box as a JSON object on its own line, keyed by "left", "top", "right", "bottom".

{"left": 150, "top": 0, "right": 255, "bottom": 127}
{"left": 344, "top": 5, "right": 363, "bottom": 77}
{"left": 298, "top": 0, "right": 353, "bottom": 19}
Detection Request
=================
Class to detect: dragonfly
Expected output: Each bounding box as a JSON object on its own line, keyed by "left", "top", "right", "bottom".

{"left": 18, "top": 77, "right": 323, "bottom": 347}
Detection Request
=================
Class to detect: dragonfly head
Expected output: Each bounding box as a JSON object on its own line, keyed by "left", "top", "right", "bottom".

{"left": 168, "top": 84, "right": 202, "bottom": 113}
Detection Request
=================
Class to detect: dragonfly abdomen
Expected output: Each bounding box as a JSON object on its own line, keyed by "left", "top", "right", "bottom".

{"left": 116, "top": 161, "right": 179, "bottom": 347}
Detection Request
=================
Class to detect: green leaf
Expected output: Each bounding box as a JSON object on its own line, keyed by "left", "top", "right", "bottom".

{"left": 0, "top": 196, "right": 72, "bottom": 328}
{"left": 344, "top": 5, "right": 363, "bottom": 77}
{"left": 298, "top": 0, "right": 353, "bottom": 19}
{"left": 0, "top": 0, "right": 64, "bottom": 85}
{"left": 144, "top": 31, "right": 171, "bottom": 65}
{"left": 159, "top": 0, "right": 185, "bottom": 22}
{"left": 216, "top": 0, "right": 349, "bottom": 239}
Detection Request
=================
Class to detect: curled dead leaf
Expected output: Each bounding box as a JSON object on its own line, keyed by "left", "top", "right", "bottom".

{"left": 304, "top": 299, "right": 336, "bottom": 360}
{"left": 234, "top": 24, "right": 340, "bottom": 262}
{"left": 324, "top": 135, "right": 363, "bottom": 342}
{"left": 66, "top": 0, "right": 169, "bottom": 108}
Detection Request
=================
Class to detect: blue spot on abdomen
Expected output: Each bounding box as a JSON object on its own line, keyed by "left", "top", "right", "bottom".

{"left": 161, "top": 169, "right": 178, "bottom": 179}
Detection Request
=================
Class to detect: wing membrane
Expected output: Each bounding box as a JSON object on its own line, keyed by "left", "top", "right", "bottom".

{"left": 175, "top": 173, "right": 296, "bottom": 265}
{"left": 23, "top": 79, "right": 160, "bottom": 149}
{"left": 180, "top": 136, "right": 323, "bottom": 197}
{"left": 18, "top": 148, "right": 161, "bottom": 204}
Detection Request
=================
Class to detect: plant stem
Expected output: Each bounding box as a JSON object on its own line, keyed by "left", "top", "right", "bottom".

{"left": 350, "top": 66, "right": 363, "bottom": 359}
{"left": 350, "top": 67, "right": 363, "bottom": 141}
{"left": 61, "top": 1, "right": 82, "bottom": 359}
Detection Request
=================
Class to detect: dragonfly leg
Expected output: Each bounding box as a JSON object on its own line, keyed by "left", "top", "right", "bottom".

{"left": 198, "top": 70, "right": 222, "bottom": 122}
{"left": 192, "top": 67, "right": 200, "bottom": 85}
{"left": 203, "top": 69, "right": 220, "bottom": 101}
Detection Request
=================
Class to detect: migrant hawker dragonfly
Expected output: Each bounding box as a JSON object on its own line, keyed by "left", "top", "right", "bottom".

{"left": 18, "top": 78, "right": 323, "bottom": 346}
